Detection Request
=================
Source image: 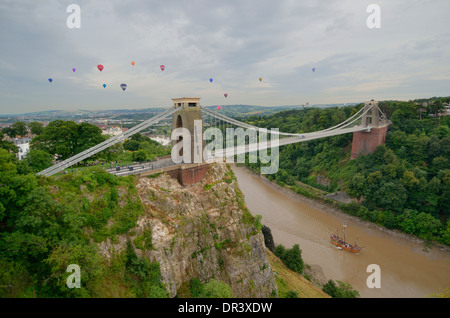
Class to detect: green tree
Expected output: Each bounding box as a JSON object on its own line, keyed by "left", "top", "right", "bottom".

{"left": 2, "top": 122, "right": 28, "bottom": 138}
{"left": 347, "top": 173, "right": 365, "bottom": 200}
{"left": 189, "top": 278, "right": 204, "bottom": 297}
{"left": 398, "top": 210, "right": 418, "bottom": 234}
{"left": 132, "top": 149, "right": 147, "bottom": 162}
{"left": 274, "top": 244, "right": 304, "bottom": 274}
{"left": 28, "top": 122, "right": 44, "bottom": 135}
{"left": 261, "top": 225, "right": 275, "bottom": 252}
{"left": 285, "top": 290, "right": 299, "bottom": 298}
{"left": 402, "top": 171, "right": 419, "bottom": 189}
{"left": 11, "top": 122, "right": 28, "bottom": 137}
{"left": 322, "top": 279, "right": 359, "bottom": 298}
{"left": 99, "top": 142, "right": 124, "bottom": 162}
{"left": 24, "top": 149, "right": 53, "bottom": 172}
{"left": 439, "top": 172, "right": 450, "bottom": 219}
{"left": 124, "top": 140, "right": 140, "bottom": 152}
{"left": 415, "top": 212, "right": 442, "bottom": 240}
{"left": 0, "top": 259, "right": 33, "bottom": 297}
{"left": 2, "top": 126, "right": 18, "bottom": 139}
{"left": 0, "top": 135, "right": 18, "bottom": 153}
{"left": 31, "top": 121, "right": 104, "bottom": 160}
{"left": 429, "top": 100, "right": 444, "bottom": 118}
{"left": 283, "top": 244, "right": 304, "bottom": 274}
{"left": 200, "top": 280, "right": 233, "bottom": 298}
{"left": 43, "top": 244, "right": 103, "bottom": 297}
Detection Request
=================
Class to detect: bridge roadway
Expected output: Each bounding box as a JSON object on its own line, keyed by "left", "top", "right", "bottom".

{"left": 37, "top": 102, "right": 386, "bottom": 177}
{"left": 105, "top": 156, "right": 177, "bottom": 177}
{"left": 103, "top": 125, "right": 378, "bottom": 177}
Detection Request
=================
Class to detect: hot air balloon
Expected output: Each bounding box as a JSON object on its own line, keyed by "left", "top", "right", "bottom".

{"left": 72, "top": 68, "right": 76, "bottom": 72}
{"left": 103, "top": 84, "right": 107, "bottom": 88}
{"left": 97, "top": 64, "right": 104, "bottom": 72}
{"left": 259, "top": 77, "right": 262, "bottom": 82}
{"left": 120, "top": 83, "right": 127, "bottom": 91}
{"left": 217, "top": 106, "right": 221, "bottom": 110}
{"left": 224, "top": 93, "right": 228, "bottom": 98}
{"left": 131, "top": 61, "right": 135, "bottom": 66}
{"left": 312, "top": 67, "right": 315, "bottom": 72}
{"left": 48, "top": 78, "right": 53, "bottom": 83}
{"left": 210, "top": 78, "right": 213, "bottom": 83}
{"left": 306, "top": 102, "right": 309, "bottom": 106}
{"left": 160, "top": 65, "right": 165, "bottom": 71}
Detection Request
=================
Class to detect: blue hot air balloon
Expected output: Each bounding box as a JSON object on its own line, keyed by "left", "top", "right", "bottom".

{"left": 103, "top": 84, "right": 107, "bottom": 88}
{"left": 120, "top": 83, "right": 127, "bottom": 91}
{"left": 312, "top": 67, "right": 316, "bottom": 72}
{"left": 210, "top": 78, "right": 213, "bottom": 83}
{"left": 48, "top": 78, "right": 53, "bottom": 83}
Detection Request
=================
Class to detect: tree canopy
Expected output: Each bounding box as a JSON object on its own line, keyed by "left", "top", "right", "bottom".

{"left": 243, "top": 97, "right": 450, "bottom": 244}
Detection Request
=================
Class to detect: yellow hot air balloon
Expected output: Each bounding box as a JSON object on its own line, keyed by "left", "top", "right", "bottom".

{"left": 259, "top": 77, "right": 262, "bottom": 82}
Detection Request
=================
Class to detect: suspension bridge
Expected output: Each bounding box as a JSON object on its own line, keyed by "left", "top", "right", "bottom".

{"left": 37, "top": 97, "right": 390, "bottom": 184}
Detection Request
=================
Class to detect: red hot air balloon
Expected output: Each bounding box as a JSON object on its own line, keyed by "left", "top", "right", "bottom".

{"left": 97, "top": 64, "right": 104, "bottom": 72}
{"left": 224, "top": 93, "right": 228, "bottom": 98}
{"left": 160, "top": 65, "right": 165, "bottom": 71}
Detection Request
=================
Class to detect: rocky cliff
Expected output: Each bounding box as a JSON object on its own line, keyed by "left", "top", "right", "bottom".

{"left": 98, "top": 163, "right": 277, "bottom": 298}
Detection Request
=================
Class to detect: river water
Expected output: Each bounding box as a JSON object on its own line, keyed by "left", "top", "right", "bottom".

{"left": 232, "top": 165, "right": 450, "bottom": 298}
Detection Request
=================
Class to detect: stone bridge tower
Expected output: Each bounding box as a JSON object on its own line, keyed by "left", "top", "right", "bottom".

{"left": 171, "top": 97, "right": 205, "bottom": 164}
{"left": 350, "top": 100, "right": 390, "bottom": 159}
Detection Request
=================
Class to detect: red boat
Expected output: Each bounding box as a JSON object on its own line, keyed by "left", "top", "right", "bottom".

{"left": 330, "top": 225, "right": 362, "bottom": 254}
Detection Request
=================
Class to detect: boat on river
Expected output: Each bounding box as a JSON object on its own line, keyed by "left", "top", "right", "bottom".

{"left": 331, "top": 225, "right": 362, "bottom": 254}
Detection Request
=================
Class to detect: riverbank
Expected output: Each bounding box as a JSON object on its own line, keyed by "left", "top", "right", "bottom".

{"left": 231, "top": 164, "right": 450, "bottom": 298}
{"left": 235, "top": 165, "right": 450, "bottom": 252}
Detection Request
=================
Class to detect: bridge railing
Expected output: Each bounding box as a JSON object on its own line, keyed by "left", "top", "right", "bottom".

{"left": 38, "top": 108, "right": 176, "bottom": 176}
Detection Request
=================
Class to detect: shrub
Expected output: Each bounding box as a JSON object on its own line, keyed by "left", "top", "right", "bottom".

{"left": 274, "top": 244, "right": 304, "bottom": 275}
{"left": 285, "top": 290, "right": 299, "bottom": 298}
{"left": 322, "top": 279, "right": 359, "bottom": 298}
{"left": 200, "top": 280, "right": 233, "bottom": 298}
{"left": 189, "top": 278, "right": 204, "bottom": 298}
{"left": 261, "top": 225, "right": 275, "bottom": 252}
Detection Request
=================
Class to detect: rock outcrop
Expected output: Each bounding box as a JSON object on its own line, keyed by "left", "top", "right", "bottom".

{"left": 99, "top": 163, "right": 277, "bottom": 298}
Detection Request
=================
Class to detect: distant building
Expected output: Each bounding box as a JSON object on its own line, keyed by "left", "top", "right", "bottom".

{"left": 102, "top": 125, "right": 129, "bottom": 136}
{"left": 149, "top": 134, "right": 171, "bottom": 146}
{"left": 95, "top": 124, "right": 108, "bottom": 130}
{"left": 443, "top": 103, "right": 450, "bottom": 116}
{"left": 13, "top": 137, "right": 31, "bottom": 160}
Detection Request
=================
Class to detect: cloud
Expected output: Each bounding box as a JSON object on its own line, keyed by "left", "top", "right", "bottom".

{"left": 0, "top": 0, "right": 449, "bottom": 113}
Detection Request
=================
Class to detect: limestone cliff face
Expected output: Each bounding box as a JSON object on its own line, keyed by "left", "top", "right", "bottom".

{"left": 102, "top": 163, "right": 277, "bottom": 298}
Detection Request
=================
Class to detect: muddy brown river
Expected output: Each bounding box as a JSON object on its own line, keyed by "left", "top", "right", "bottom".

{"left": 232, "top": 165, "right": 450, "bottom": 298}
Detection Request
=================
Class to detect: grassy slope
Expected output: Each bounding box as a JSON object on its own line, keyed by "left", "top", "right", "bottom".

{"left": 266, "top": 249, "right": 330, "bottom": 298}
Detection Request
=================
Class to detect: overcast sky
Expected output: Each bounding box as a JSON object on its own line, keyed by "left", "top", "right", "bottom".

{"left": 0, "top": 0, "right": 449, "bottom": 114}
